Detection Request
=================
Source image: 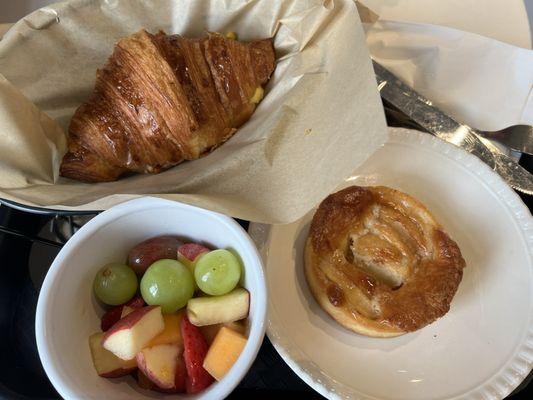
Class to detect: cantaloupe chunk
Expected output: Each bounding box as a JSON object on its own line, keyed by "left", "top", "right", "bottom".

{"left": 202, "top": 326, "right": 247, "bottom": 381}
{"left": 200, "top": 321, "right": 246, "bottom": 345}
{"left": 146, "top": 312, "right": 183, "bottom": 347}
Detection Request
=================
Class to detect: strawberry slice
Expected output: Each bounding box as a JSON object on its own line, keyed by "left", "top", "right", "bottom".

{"left": 100, "top": 296, "right": 145, "bottom": 331}
{"left": 174, "top": 354, "right": 187, "bottom": 392}
{"left": 181, "top": 315, "right": 213, "bottom": 394}
{"left": 177, "top": 243, "right": 210, "bottom": 262}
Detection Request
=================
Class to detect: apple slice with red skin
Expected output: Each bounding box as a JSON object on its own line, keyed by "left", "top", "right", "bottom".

{"left": 178, "top": 244, "right": 210, "bottom": 288}
{"left": 177, "top": 243, "right": 210, "bottom": 263}
{"left": 89, "top": 332, "right": 137, "bottom": 378}
{"left": 181, "top": 315, "right": 213, "bottom": 394}
{"left": 151, "top": 354, "right": 187, "bottom": 393}
{"left": 102, "top": 306, "right": 164, "bottom": 360}
{"left": 101, "top": 296, "right": 145, "bottom": 331}
{"left": 136, "top": 344, "right": 182, "bottom": 389}
{"left": 187, "top": 288, "right": 249, "bottom": 327}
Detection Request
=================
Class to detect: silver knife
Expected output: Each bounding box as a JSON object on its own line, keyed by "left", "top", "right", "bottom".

{"left": 373, "top": 60, "right": 533, "bottom": 195}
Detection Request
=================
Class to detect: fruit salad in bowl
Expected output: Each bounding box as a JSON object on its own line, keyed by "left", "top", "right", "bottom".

{"left": 35, "top": 197, "right": 266, "bottom": 399}
{"left": 91, "top": 238, "right": 251, "bottom": 394}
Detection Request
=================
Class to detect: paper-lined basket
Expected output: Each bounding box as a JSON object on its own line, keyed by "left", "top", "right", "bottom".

{"left": 0, "top": 0, "right": 387, "bottom": 223}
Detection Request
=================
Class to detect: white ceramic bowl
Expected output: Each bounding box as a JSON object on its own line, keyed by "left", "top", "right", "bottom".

{"left": 36, "top": 197, "right": 267, "bottom": 400}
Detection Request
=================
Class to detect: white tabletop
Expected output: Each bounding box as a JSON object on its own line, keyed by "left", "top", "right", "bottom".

{"left": 1, "top": 0, "right": 531, "bottom": 48}
{"left": 362, "top": 0, "right": 532, "bottom": 49}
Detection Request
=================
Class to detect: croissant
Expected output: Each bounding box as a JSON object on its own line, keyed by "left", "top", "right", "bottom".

{"left": 60, "top": 30, "right": 276, "bottom": 182}
{"left": 305, "top": 186, "right": 465, "bottom": 337}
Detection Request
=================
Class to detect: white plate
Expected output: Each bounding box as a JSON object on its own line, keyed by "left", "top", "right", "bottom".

{"left": 249, "top": 128, "right": 533, "bottom": 400}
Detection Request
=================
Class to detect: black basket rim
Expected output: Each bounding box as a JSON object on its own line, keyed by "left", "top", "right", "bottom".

{"left": 0, "top": 198, "right": 100, "bottom": 216}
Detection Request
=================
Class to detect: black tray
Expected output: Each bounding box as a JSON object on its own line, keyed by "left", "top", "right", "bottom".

{"left": 1, "top": 105, "right": 532, "bottom": 399}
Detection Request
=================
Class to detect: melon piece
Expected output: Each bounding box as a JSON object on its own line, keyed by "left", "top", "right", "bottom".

{"left": 202, "top": 326, "right": 248, "bottom": 381}
{"left": 200, "top": 321, "right": 246, "bottom": 345}
{"left": 147, "top": 311, "right": 184, "bottom": 347}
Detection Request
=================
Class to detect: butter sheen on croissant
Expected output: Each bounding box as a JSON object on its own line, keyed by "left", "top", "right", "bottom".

{"left": 305, "top": 186, "right": 466, "bottom": 337}
{"left": 60, "top": 30, "right": 276, "bottom": 182}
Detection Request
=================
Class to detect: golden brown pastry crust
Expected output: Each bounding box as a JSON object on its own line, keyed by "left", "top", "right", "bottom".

{"left": 60, "top": 30, "right": 276, "bottom": 182}
{"left": 305, "top": 186, "right": 465, "bottom": 337}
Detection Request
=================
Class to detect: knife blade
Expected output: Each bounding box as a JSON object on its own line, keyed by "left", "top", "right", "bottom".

{"left": 477, "top": 136, "right": 533, "bottom": 196}
{"left": 373, "top": 60, "right": 533, "bottom": 195}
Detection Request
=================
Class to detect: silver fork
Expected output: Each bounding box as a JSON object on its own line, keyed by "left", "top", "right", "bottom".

{"left": 476, "top": 125, "right": 533, "bottom": 156}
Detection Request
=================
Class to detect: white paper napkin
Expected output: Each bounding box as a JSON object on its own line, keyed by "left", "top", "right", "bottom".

{"left": 365, "top": 20, "right": 533, "bottom": 132}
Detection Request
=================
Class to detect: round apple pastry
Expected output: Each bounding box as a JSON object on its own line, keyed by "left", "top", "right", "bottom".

{"left": 304, "top": 185, "right": 466, "bottom": 337}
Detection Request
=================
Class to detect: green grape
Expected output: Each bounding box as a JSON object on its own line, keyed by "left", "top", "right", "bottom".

{"left": 93, "top": 263, "right": 138, "bottom": 306}
{"left": 140, "top": 259, "right": 194, "bottom": 313}
{"left": 194, "top": 249, "right": 242, "bottom": 296}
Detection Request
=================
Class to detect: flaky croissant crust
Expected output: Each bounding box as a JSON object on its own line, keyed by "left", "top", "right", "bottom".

{"left": 60, "top": 30, "right": 275, "bottom": 182}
